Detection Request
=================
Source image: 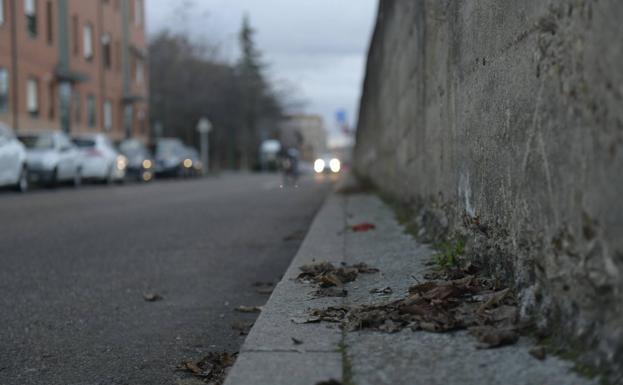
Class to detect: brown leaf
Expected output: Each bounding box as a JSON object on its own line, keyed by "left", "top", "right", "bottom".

{"left": 477, "top": 288, "right": 510, "bottom": 313}
{"left": 316, "top": 380, "right": 342, "bottom": 385}
{"left": 256, "top": 287, "right": 274, "bottom": 295}
{"left": 369, "top": 287, "right": 393, "bottom": 295}
{"left": 320, "top": 273, "right": 343, "bottom": 287}
{"left": 231, "top": 320, "right": 254, "bottom": 335}
{"left": 291, "top": 315, "right": 321, "bottom": 324}
{"left": 179, "top": 361, "right": 204, "bottom": 376}
{"left": 313, "top": 287, "right": 348, "bottom": 298}
{"left": 351, "top": 263, "right": 380, "bottom": 274}
{"left": 470, "top": 326, "right": 519, "bottom": 348}
{"left": 235, "top": 305, "right": 262, "bottom": 313}
{"left": 529, "top": 346, "right": 547, "bottom": 360}
{"left": 143, "top": 293, "right": 163, "bottom": 302}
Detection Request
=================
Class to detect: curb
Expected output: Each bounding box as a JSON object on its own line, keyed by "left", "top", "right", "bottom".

{"left": 224, "top": 193, "right": 346, "bottom": 385}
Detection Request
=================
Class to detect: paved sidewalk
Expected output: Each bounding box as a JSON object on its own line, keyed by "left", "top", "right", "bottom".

{"left": 225, "top": 191, "right": 595, "bottom": 385}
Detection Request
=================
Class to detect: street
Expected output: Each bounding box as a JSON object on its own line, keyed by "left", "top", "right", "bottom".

{"left": 0, "top": 174, "right": 332, "bottom": 385}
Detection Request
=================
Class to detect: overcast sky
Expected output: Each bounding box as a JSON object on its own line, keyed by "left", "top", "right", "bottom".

{"left": 146, "top": 0, "right": 378, "bottom": 146}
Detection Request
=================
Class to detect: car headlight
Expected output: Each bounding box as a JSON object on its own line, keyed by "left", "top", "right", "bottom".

{"left": 116, "top": 156, "right": 127, "bottom": 170}
{"left": 314, "top": 159, "right": 325, "bottom": 173}
{"left": 142, "top": 159, "right": 152, "bottom": 169}
{"left": 183, "top": 159, "right": 193, "bottom": 168}
{"left": 329, "top": 158, "right": 341, "bottom": 173}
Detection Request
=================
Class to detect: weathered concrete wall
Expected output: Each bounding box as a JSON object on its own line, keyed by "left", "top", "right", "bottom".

{"left": 355, "top": 0, "right": 623, "bottom": 373}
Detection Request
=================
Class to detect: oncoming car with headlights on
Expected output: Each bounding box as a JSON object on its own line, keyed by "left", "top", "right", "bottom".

{"left": 313, "top": 155, "right": 341, "bottom": 174}
{"left": 118, "top": 139, "right": 154, "bottom": 182}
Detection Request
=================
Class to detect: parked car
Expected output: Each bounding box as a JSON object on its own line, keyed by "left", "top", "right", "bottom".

{"left": 18, "top": 130, "right": 82, "bottom": 187}
{"left": 153, "top": 138, "right": 187, "bottom": 177}
{"left": 117, "top": 138, "right": 154, "bottom": 182}
{"left": 0, "top": 123, "right": 29, "bottom": 192}
{"left": 72, "top": 134, "right": 126, "bottom": 183}
{"left": 182, "top": 146, "right": 203, "bottom": 177}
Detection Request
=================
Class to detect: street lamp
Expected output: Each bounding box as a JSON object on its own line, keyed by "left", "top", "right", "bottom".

{"left": 197, "top": 118, "right": 212, "bottom": 173}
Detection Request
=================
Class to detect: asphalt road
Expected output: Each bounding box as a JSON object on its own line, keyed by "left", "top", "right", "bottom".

{"left": 0, "top": 173, "right": 332, "bottom": 385}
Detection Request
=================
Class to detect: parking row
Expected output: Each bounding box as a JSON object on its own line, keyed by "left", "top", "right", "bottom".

{"left": 0, "top": 123, "right": 203, "bottom": 193}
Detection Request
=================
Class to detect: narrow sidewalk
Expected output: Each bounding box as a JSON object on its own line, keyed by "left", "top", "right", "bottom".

{"left": 225, "top": 189, "right": 595, "bottom": 385}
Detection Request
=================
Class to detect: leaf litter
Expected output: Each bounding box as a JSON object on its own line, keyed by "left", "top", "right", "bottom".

{"left": 297, "top": 261, "right": 378, "bottom": 298}
{"left": 307, "top": 269, "right": 522, "bottom": 348}
{"left": 177, "top": 352, "right": 237, "bottom": 384}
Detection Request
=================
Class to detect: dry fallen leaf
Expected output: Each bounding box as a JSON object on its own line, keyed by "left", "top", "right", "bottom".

{"left": 177, "top": 352, "right": 237, "bottom": 384}
{"left": 316, "top": 380, "right": 342, "bottom": 385}
{"left": 477, "top": 288, "right": 510, "bottom": 313}
{"left": 143, "top": 293, "right": 163, "bottom": 302}
{"left": 369, "top": 287, "right": 393, "bottom": 295}
{"left": 235, "top": 305, "right": 262, "bottom": 313}
{"left": 291, "top": 315, "right": 321, "bottom": 324}
{"left": 470, "top": 326, "right": 519, "bottom": 348}
{"left": 231, "top": 320, "right": 254, "bottom": 335}
{"left": 313, "top": 287, "right": 348, "bottom": 298}
{"left": 529, "top": 346, "right": 547, "bottom": 360}
{"left": 351, "top": 222, "right": 376, "bottom": 232}
{"left": 297, "top": 262, "right": 379, "bottom": 289}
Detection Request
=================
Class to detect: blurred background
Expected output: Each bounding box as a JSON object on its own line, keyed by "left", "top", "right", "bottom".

{"left": 0, "top": 2, "right": 376, "bottom": 384}
{"left": 0, "top": 0, "right": 377, "bottom": 190}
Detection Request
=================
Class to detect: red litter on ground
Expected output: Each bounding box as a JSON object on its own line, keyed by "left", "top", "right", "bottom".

{"left": 351, "top": 223, "right": 376, "bottom": 232}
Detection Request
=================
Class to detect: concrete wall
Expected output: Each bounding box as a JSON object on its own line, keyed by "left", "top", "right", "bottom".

{"left": 355, "top": 0, "right": 623, "bottom": 372}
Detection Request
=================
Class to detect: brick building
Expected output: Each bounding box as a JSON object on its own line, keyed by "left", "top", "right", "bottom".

{"left": 0, "top": 0, "right": 148, "bottom": 141}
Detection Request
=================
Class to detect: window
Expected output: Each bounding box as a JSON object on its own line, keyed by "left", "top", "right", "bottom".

{"left": 0, "top": 0, "right": 5, "bottom": 26}
{"left": 135, "top": 60, "right": 144, "bottom": 85}
{"left": 47, "top": 82, "right": 55, "bottom": 119}
{"left": 25, "top": 0, "right": 37, "bottom": 37}
{"left": 73, "top": 92, "right": 81, "bottom": 123}
{"left": 101, "top": 34, "right": 111, "bottom": 69}
{"left": 133, "top": 0, "right": 142, "bottom": 26}
{"left": 0, "top": 68, "right": 8, "bottom": 113}
{"left": 72, "top": 15, "right": 79, "bottom": 55}
{"left": 103, "top": 100, "right": 112, "bottom": 131}
{"left": 114, "top": 41, "right": 121, "bottom": 72}
{"left": 86, "top": 95, "right": 95, "bottom": 128}
{"left": 83, "top": 23, "right": 93, "bottom": 60}
{"left": 27, "top": 78, "right": 39, "bottom": 117}
{"left": 45, "top": 1, "right": 53, "bottom": 44}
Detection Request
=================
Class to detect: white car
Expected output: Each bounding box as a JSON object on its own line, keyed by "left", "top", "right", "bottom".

{"left": 18, "top": 130, "right": 82, "bottom": 187}
{"left": 72, "top": 134, "right": 126, "bottom": 183}
{"left": 0, "top": 123, "right": 29, "bottom": 192}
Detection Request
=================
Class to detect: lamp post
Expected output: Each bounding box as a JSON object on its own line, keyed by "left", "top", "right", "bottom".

{"left": 197, "top": 118, "right": 212, "bottom": 174}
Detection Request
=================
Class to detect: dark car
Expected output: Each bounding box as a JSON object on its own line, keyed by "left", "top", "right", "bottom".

{"left": 181, "top": 146, "right": 203, "bottom": 177}
{"left": 153, "top": 138, "right": 187, "bottom": 178}
{"left": 117, "top": 139, "right": 154, "bottom": 182}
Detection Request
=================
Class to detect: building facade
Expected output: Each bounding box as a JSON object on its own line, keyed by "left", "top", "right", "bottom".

{"left": 0, "top": 0, "right": 148, "bottom": 141}
{"left": 280, "top": 114, "right": 328, "bottom": 163}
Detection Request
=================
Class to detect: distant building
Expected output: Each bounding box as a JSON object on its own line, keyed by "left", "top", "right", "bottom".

{"left": 0, "top": 0, "right": 148, "bottom": 141}
{"left": 280, "top": 114, "right": 327, "bottom": 162}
